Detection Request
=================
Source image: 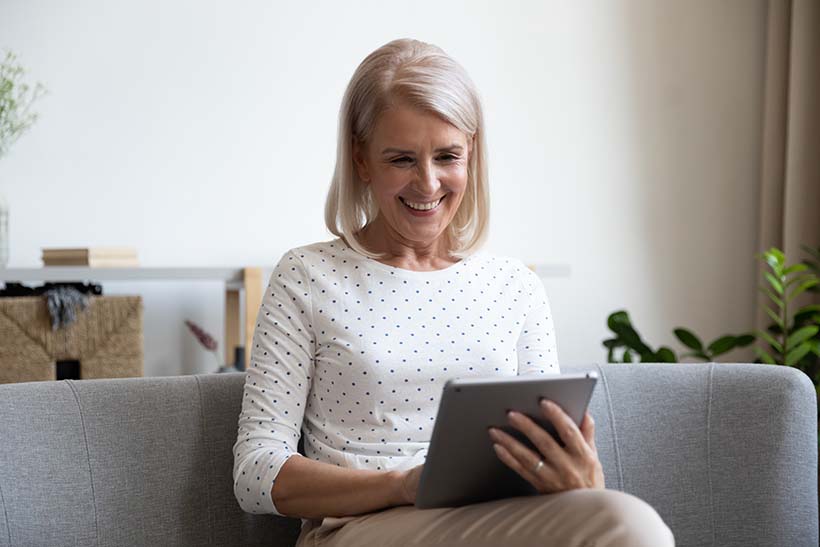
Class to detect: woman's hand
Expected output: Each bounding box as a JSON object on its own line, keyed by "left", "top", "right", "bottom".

{"left": 396, "top": 463, "right": 424, "bottom": 505}
{"left": 488, "top": 399, "right": 605, "bottom": 493}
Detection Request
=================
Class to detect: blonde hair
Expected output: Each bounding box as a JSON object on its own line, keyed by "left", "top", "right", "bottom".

{"left": 324, "top": 38, "right": 490, "bottom": 260}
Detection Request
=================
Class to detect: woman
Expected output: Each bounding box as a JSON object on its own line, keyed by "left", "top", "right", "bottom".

{"left": 233, "top": 38, "right": 675, "bottom": 546}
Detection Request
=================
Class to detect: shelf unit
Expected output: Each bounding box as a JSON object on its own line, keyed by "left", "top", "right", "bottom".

{"left": 0, "top": 267, "right": 263, "bottom": 369}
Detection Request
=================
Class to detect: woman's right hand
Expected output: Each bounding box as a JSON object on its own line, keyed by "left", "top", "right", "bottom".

{"left": 397, "top": 464, "right": 424, "bottom": 505}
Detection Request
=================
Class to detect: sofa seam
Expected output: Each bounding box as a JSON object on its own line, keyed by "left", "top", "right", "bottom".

{"left": 706, "top": 363, "right": 717, "bottom": 546}
{"left": 194, "top": 375, "right": 217, "bottom": 546}
{"left": 596, "top": 364, "right": 624, "bottom": 491}
{"left": 0, "top": 473, "right": 11, "bottom": 546}
{"left": 66, "top": 379, "right": 100, "bottom": 547}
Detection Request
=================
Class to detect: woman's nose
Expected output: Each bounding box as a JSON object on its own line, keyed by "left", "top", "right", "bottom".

{"left": 415, "top": 162, "right": 441, "bottom": 195}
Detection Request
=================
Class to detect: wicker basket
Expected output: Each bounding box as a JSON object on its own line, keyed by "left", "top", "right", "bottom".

{"left": 0, "top": 295, "right": 144, "bottom": 383}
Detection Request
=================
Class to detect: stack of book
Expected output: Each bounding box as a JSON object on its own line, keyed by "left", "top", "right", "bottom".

{"left": 42, "top": 247, "right": 139, "bottom": 267}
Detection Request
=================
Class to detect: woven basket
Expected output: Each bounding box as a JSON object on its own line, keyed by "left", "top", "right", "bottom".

{"left": 0, "top": 295, "right": 144, "bottom": 383}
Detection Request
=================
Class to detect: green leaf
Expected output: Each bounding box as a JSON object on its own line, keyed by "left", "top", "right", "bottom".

{"left": 734, "top": 334, "right": 756, "bottom": 347}
{"left": 754, "top": 346, "right": 777, "bottom": 364}
{"left": 785, "top": 273, "right": 812, "bottom": 289}
{"left": 764, "top": 272, "right": 784, "bottom": 294}
{"left": 655, "top": 347, "right": 677, "bottom": 363}
{"left": 762, "top": 248, "right": 785, "bottom": 270}
{"left": 758, "top": 286, "right": 784, "bottom": 309}
{"left": 785, "top": 343, "right": 813, "bottom": 366}
{"left": 607, "top": 345, "right": 615, "bottom": 363}
{"left": 622, "top": 331, "right": 651, "bottom": 354}
{"left": 763, "top": 305, "right": 785, "bottom": 329}
{"left": 626, "top": 329, "right": 652, "bottom": 352}
{"left": 785, "top": 326, "right": 820, "bottom": 352}
{"left": 623, "top": 349, "right": 633, "bottom": 363}
{"left": 756, "top": 329, "right": 784, "bottom": 354}
{"left": 674, "top": 328, "right": 703, "bottom": 351}
{"left": 602, "top": 338, "right": 620, "bottom": 349}
{"left": 794, "top": 304, "right": 820, "bottom": 317}
{"left": 784, "top": 263, "right": 809, "bottom": 276}
{"left": 607, "top": 310, "right": 631, "bottom": 332}
{"left": 787, "top": 278, "right": 819, "bottom": 303}
{"left": 707, "top": 335, "right": 737, "bottom": 356}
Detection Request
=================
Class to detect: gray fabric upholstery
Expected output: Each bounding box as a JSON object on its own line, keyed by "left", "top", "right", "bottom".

{"left": 0, "top": 363, "right": 816, "bottom": 546}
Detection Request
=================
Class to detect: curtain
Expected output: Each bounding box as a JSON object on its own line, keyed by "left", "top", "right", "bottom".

{"left": 755, "top": 0, "right": 820, "bottom": 333}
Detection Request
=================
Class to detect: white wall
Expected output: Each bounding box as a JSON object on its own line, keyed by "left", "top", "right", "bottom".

{"left": 0, "top": 0, "right": 767, "bottom": 376}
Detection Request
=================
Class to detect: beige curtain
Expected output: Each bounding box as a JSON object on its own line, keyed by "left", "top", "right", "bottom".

{"left": 756, "top": 0, "right": 820, "bottom": 333}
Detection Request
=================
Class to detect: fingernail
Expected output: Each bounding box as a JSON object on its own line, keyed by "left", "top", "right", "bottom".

{"left": 541, "top": 399, "right": 553, "bottom": 408}
{"left": 507, "top": 410, "right": 517, "bottom": 419}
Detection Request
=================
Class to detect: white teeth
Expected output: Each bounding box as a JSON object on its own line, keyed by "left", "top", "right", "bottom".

{"left": 402, "top": 197, "right": 443, "bottom": 211}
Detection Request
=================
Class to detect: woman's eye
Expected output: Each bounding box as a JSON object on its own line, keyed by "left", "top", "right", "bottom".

{"left": 390, "top": 155, "right": 458, "bottom": 165}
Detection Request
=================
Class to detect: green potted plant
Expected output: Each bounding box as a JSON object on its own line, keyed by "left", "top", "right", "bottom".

{"left": 603, "top": 244, "right": 820, "bottom": 457}
{"left": 755, "top": 246, "right": 820, "bottom": 387}
{"left": 603, "top": 310, "right": 754, "bottom": 364}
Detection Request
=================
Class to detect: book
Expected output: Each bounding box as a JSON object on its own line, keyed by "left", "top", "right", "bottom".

{"left": 42, "top": 247, "right": 139, "bottom": 267}
{"left": 42, "top": 247, "right": 137, "bottom": 259}
{"left": 43, "top": 257, "right": 140, "bottom": 267}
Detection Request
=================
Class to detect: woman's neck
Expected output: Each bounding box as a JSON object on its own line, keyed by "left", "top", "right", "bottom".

{"left": 356, "top": 220, "right": 458, "bottom": 272}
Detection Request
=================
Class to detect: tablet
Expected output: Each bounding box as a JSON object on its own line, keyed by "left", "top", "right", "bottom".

{"left": 415, "top": 371, "right": 598, "bottom": 509}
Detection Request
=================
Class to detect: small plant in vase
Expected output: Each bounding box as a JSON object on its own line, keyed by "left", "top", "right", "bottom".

{"left": 184, "top": 319, "right": 243, "bottom": 373}
{"left": 0, "top": 50, "right": 46, "bottom": 267}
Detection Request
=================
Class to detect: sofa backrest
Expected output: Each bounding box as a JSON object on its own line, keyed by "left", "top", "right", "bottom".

{"left": 0, "top": 363, "right": 817, "bottom": 547}
{"left": 0, "top": 373, "right": 301, "bottom": 547}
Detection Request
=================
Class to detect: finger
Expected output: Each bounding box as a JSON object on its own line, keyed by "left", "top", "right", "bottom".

{"left": 490, "top": 425, "right": 544, "bottom": 469}
{"left": 580, "top": 411, "right": 597, "bottom": 453}
{"left": 492, "top": 442, "right": 557, "bottom": 492}
{"left": 490, "top": 424, "right": 570, "bottom": 492}
{"left": 505, "top": 410, "right": 573, "bottom": 470}
{"left": 540, "top": 400, "right": 593, "bottom": 458}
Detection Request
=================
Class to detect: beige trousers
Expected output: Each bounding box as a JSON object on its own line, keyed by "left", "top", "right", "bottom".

{"left": 295, "top": 488, "right": 675, "bottom": 547}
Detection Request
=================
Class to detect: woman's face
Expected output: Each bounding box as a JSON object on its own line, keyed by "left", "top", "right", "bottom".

{"left": 353, "top": 104, "right": 473, "bottom": 250}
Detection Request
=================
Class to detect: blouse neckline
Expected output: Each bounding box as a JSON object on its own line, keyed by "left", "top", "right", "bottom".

{"left": 335, "top": 237, "right": 476, "bottom": 280}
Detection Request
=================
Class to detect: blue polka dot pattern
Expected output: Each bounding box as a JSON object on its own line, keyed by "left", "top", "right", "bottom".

{"left": 232, "top": 238, "right": 560, "bottom": 517}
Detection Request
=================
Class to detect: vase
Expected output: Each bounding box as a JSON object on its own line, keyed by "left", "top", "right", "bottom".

{"left": 0, "top": 191, "right": 8, "bottom": 267}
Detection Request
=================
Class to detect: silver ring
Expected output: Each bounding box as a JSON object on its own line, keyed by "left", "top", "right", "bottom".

{"left": 533, "top": 459, "right": 545, "bottom": 474}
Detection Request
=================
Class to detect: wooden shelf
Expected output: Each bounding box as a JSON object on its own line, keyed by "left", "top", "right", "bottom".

{"left": 0, "top": 267, "right": 252, "bottom": 289}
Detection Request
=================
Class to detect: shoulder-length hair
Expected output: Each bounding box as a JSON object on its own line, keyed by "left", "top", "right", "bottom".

{"left": 324, "top": 38, "right": 490, "bottom": 260}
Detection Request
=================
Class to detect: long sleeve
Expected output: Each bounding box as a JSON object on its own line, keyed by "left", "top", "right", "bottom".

{"left": 516, "top": 267, "right": 560, "bottom": 375}
{"left": 232, "top": 250, "right": 315, "bottom": 516}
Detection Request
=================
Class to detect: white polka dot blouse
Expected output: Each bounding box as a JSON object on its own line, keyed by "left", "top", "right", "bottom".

{"left": 233, "top": 237, "right": 560, "bottom": 517}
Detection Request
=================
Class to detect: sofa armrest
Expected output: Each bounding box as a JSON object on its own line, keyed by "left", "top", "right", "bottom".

{"left": 561, "top": 362, "right": 818, "bottom": 547}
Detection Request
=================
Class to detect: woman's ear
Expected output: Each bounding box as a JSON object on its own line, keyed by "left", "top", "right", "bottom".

{"left": 352, "top": 138, "right": 370, "bottom": 183}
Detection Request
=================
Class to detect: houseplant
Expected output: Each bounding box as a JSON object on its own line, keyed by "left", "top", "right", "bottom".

{"left": 603, "top": 244, "right": 820, "bottom": 453}
{"left": 0, "top": 50, "right": 46, "bottom": 266}
{"left": 755, "top": 246, "right": 820, "bottom": 389}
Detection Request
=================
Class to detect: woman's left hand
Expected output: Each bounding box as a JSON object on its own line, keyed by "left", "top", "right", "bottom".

{"left": 488, "top": 399, "right": 605, "bottom": 493}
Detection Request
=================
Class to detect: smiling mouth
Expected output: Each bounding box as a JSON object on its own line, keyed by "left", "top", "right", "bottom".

{"left": 399, "top": 195, "right": 446, "bottom": 211}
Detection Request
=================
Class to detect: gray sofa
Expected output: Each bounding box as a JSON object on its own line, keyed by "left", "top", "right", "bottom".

{"left": 0, "top": 362, "right": 816, "bottom": 546}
